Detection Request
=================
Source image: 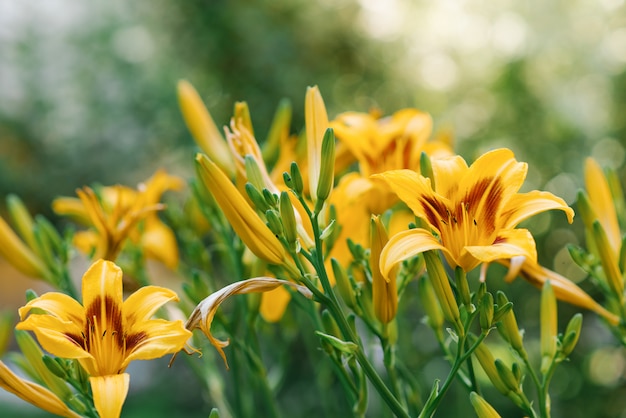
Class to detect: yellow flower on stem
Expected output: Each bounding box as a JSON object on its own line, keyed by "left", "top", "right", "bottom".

{"left": 305, "top": 86, "right": 330, "bottom": 204}
{"left": 0, "top": 360, "right": 81, "bottom": 418}
{"left": 180, "top": 277, "right": 312, "bottom": 367}
{"left": 376, "top": 148, "right": 575, "bottom": 276}
{"left": 52, "top": 170, "right": 183, "bottom": 268}
{"left": 16, "top": 259, "right": 192, "bottom": 418}
{"left": 328, "top": 108, "right": 452, "bottom": 267}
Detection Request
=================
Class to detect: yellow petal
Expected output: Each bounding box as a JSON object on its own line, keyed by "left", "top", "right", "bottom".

{"left": 259, "top": 286, "right": 292, "bottom": 323}
{"left": 177, "top": 79, "right": 235, "bottom": 177}
{"left": 305, "top": 86, "right": 329, "bottom": 201}
{"left": 81, "top": 259, "right": 124, "bottom": 321}
{"left": 0, "top": 361, "right": 81, "bottom": 418}
{"left": 585, "top": 157, "right": 621, "bottom": 253}
{"left": 140, "top": 218, "right": 180, "bottom": 269}
{"left": 431, "top": 155, "right": 467, "bottom": 197}
{"left": 123, "top": 285, "right": 179, "bottom": 323}
{"left": 18, "top": 292, "right": 84, "bottom": 325}
{"left": 16, "top": 314, "right": 91, "bottom": 360}
{"left": 463, "top": 229, "right": 538, "bottom": 271}
{"left": 90, "top": 374, "right": 130, "bottom": 418}
{"left": 123, "top": 319, "right": 192, "bottom": 367}
{"left": 500, "top": 191, "right": 574, "bottom": 228}
{"left": 51, "top": 197, "right": 91, "bottom": 225}
{"left": 380, "top": 229, "right": 450, "bottom": 279}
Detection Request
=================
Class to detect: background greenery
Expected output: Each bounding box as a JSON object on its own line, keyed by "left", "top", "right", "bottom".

{"left": 1, "top": 0, "right": 626, "bottom": 417}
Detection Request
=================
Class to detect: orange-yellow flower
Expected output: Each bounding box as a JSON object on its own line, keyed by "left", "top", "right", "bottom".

{"left": 376, "top": 148, "right": 575, "bottom": 275}
{"left": 16, "top": 259, "right": 192, "bottom": 418}
{"left": 52, "top": 170, "right": 183, "bottom": 268}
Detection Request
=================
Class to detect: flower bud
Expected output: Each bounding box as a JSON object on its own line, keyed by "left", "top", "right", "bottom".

{"left": 265, "top": 210, "right": 284, "bottom": 237}
{"left": 244, "top": 155, "right": 266, "bottom": 192}
{"left": 316, "top": 128, "right": 335, "bottom": 205}
{"left": 305, "top": 86, "right": 329, "bottom": 203}
{"left": 560, "top": 313, "right": 583, "bottom": 358}
{"left": 455, "top": 267, "right": 472, "bottom": 310}
{"left": 279, "top": 192, "right": 298, "bottom": 248}
{"left": 469, "top": 335, "right": 510, "bottom": 396}
{"left": 423, "top": 250, "right": 463, "bottom": 335}
{"left": 6, "top": 194, "right": 37, "bottom": 252}
{"left": 177, "top": 80, "right": 234, "bottom": 177}
{"left": 245, "top": 183, "right": 271, "bottom": 213}
{"left": 289, "top": 162, "right": 305, "bottom": 195}
{"left": 417, "top": 275, "right": 444, "bottom": 332}
{"left": 470, "top": 392, "right": 502, "bottom": 418}
{"left": 479, "top": 292, "right": 494, "bottom": 331}
{"left": 495, "top": 291, "right": 526, "bottom": 358}
{"left": 540, "top": 280, "right": 557, "bottom": 374}
{"left": 332, "top": 258, "right": 357, "bottom": 310}
{"left": 371, "top": 216, "right": 397, "bottom": 324}
{"left": 495, "top": 359, "right": 519, "bottom": 393}
{"left": 592, "top": 220, "right": 624, "bottom": 298}
{"left": 420, "top": 152, "right": 435, "bottom": 186}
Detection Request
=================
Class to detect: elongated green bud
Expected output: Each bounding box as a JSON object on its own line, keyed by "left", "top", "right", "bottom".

{"left": 495, "top": 359, "right": 519, "bottom": 393}
{"left": 244, "top": 155, "right": 266, "bottom": 192}
{"left": 607, "top": 168, "right": 626, "bottom": 226}
{"left": 279, "top": 191, "right": 298, "bottom": 247}
{"left": 576, "top": 190, "right": 596, "bottom": 230}
{"left": 424, "top": 250, "right": 463, "bottom": 335}
{"left": 593, "top": 220, "right": 624, "bottom": 298}
{"left": 6, "top": 194, "right": 38, "bottom": 252}
{"left": 316, "top": 128, "right": 335, "bottom": 203}
{"left": 560, "top": 313, "right": 583, "bottom": 358}
{"left": 245, "top": 183, "right": 271, "bottom": 213}
{"left": 420, "top": 151, "right": 434, "bottom": 186}
{"left": 262, "top": 188, "right": 278, "bottom": 208}
{"left": 495, "top": 291, "right": 526, "bottom": 358}
{"left": 469, "top": 335, "right": 510, "bottom": 396}
{"left": 290, "top": 162, "right": 304, "bottom": 195}
{"left": 332, "top": 258, "right": 356, "bottom": 310}
{"left": 42, "top": 355, "right": 67, "bottom": 379}
{"left": 455, "top": 267, "right": 472, "bottom": 309}
{"left": 470, "top": 392, "right": 502, "bottom": 418}
{"left": 418, "top": 275, "right": 444, "bottom": 332}
{"left": 479, "top": 292, "right": 494, "bottom": 331}
{"left": 34, "top": 215, "right": 63, "bottom": 259}
{"left": 540, "top": 280, "right": 557, "bottom": 374}
{"left": 265, "top": 209, "right": 284, "bottom": 237}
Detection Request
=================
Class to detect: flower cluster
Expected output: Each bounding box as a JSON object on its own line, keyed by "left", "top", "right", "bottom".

{"left": 0, "top": 82, "right": 624, "bottom": 418}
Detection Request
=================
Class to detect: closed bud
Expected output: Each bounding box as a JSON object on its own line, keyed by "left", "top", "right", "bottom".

{"left": 244, "top": 155, "right": 266, "bottom": 192}
{"left": 34, "top": 215, "right": 63, "bottom": 259}
{"left": 6, "top": 194, "right": 37, "bottom": 252}
{"left": 265, "top": 210, "right": 284, "bottom": 237}
{"left": 479, "top": 292, "right": 494, "bottom": 330}
{"left": 592, "top": 220, "right": 624, "bottom": 298}
{"left": 42, "top": 355, "right": 67, "bottom": 379}
{"left": 511, "top": 362, "right": 522, "bottom": 383}
{"left": 290, "top": 162, "right": 305, "bottom": 195}
{"left": 245, "top": 183, "right": 271, "bottom": 213}
{"left": 420, "top": 151, "right": 434, "bottom": 185}
{"left": 209, "top": 408, "right": 221, "bottom": 418}
{"left": 469, "top": 335, "right": 510, "bottom": 396}
{"left": 316, "top": 128, "right": 336, "bottom": 204}
{"left": 424, "top": 251, "right": 463, "bottom": 335}
{"left": 540, "top": 280, "right": 558, "bottom": 374}
{"left": 495, "top": 359, "right": 519, "bottom": 393}
{"left": 371, "top": 216, "right": 397, "bottom": 324}
{"left": 492, "top": 301, "right": 513, "bottom": 323}
{"left": 495, "top": 292, "right": 526, "bottom": 358}
{"left": 332, "top": 258, "right": 357, "bottom": 310}
{"left": 455, "top": 267, "right": 472, "bottom": 309}
{"left": 560, "top": 313, "right": 583, "bottom": 358}
{"left": 470, "top": 392, "right": 502, "bottom": 418}
{"left": 322, "top": 309, "right": 341, "bottom": 338}
{"left": 607, "top": 168, "right": 626, "bottom": 227}
{"left": 262, "top": 188, "right": 278, "bottom": 208}
{"left": 476, "top": 282, "right": 487, "bottom": 304}
{"left": 576, "top": 190, "right": 596, "bottom": 231}
{"left": 418, "top": 275, "right": 444, "bottom": 331}
{"left": 279, "top": 192, "right": 298, "bottom": 247}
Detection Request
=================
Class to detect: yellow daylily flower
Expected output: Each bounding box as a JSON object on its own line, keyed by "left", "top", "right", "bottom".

{"left": 182, "top": 277, "right": 312, "bottom": 367}
{"left": 327, "top": 108, "right": 453, "bottom": 268}
{"left": 52, "top": 170, "right": 183, "bottom": 268}
{"left": 0, "top": 361, "right": 82, "bottom": 418}
{"left": 16, "top": 259, "right": 192, "bottom": 418}
{"left": 376, "top": 148, "right": 575, "bottom": 275}
{"left": 501, "top": 256, "right": 619, "bottom": 325}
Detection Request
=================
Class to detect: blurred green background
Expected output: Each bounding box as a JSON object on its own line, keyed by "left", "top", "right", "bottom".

{"left": 1, "top": 0, "right": 626, "bottom": 417}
